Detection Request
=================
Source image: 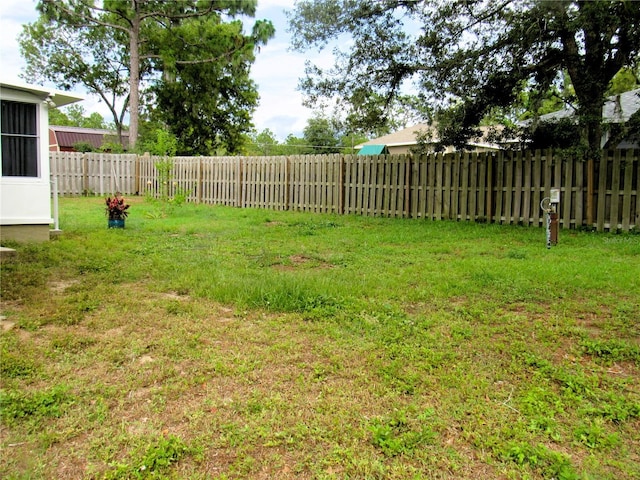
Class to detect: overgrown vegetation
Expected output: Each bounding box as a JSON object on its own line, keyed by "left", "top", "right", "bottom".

{"left": 1, "top": 198, "right": 638, "bottom": 479}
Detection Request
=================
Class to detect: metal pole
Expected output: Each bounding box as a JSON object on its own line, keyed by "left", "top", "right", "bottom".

{"left": 550, "top": 207, "right": 558, "bottom": 246}
{"left": 546, "top": 209, "right": 551, "bottom": 249}
{"left": 541, "top": 197, "right": 551, "bottom": 249}
{"left": 52, "top": 178, "right": 60, "bottom": 232}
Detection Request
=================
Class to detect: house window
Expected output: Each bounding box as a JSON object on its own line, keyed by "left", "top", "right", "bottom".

{"left": 1, "top": 100, "right": 39, "bottom": 177}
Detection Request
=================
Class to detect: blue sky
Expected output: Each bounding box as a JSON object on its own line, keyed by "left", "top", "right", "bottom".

{"left": 0, "top": 0, "right": 326, "bottom": 140}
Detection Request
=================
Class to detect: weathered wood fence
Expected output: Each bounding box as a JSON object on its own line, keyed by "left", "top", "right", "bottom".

{"left": 50, "top": 152, "right": 137, "bottom": 196}
{"left": 50, "top": 149, "right": 640, "bottom": 232}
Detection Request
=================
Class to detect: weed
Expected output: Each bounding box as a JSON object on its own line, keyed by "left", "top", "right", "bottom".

{"left": 0, "top": 336, "right": 40, "bottom": 378}
{"left": 527, "top": 415, "right": 562, "bottom": 441}
{"left": 582, "top": 394, "right": 640, "bottom": 423}
{"left": 51, "top": 292, "right": 101, "bottom": 325}
{"left": 0, "top": 352, "right": 39, "bottom": 378}
{"left": 502, "top": 442, "right": 578, "bottom": 479}
{"left": 104, "top": 435, "right": 190, "bottom": 479}
{"left": 573, "top": 420, "right": 620, "bottom": 449}
{"left": 518, "top": 385, "right": 565, "bottom": 416}
{"left": 50, "top": 332, "right": 97, "bottom": 352}
{"left": 0, "top": 385, "right": 73, "bottom": 425}
{"left": 368, "top": 408, "right": 436, "bottom": 456}
{"left": 580, "top": 338, "right": 640, "bottom": 365}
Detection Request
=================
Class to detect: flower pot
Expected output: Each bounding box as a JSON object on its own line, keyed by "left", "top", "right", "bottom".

{"left": 108, "top": 219, "right": 125, "bottom": 229}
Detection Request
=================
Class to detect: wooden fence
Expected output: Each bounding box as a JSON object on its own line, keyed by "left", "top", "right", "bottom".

{"left": 51, "top": 149, "right": 640, "bottom": 232}
{"left": 50, "top": 152, "right": 137, "bottom": 196}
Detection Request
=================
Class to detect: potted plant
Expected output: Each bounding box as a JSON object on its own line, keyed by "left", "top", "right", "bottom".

{"left": 105, "top": 193, "right": 130, "bottom": 228}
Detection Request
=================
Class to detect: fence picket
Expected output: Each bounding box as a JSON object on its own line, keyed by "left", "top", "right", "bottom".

{"left": 597, "top": 152, "right": 608, "bottom": 231}
{"left": 610, "top": 150, "right": 622, "bottom": 230}
{"left": 512, "top": 151, "right": 523, "bottom": 224}
{"left": 635, "top": 151, "right": 640, "bottom": 229}
{"left": 621, "top": 150, "right": 633, "bottom": 232}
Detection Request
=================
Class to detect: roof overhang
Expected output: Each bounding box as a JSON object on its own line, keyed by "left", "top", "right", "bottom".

{"left": 0, "top": 79, "right": 84, "bottom": 107}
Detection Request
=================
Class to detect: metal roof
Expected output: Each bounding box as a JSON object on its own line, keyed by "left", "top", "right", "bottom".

{"left": 50, "top": 125, "right": 129, "bottom": 149}
{"left": 539, "top": 88, "right": 640, "bottom": 124}
{"left": 358, "top": 144, "right": 389, "bottom": 155}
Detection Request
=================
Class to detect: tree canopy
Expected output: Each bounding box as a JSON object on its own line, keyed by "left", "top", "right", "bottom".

{"left": 21, "top": 13, "right": 129, "bottom": 138}
{"left": 21, "top": 0, "right": 274, "bottom": 152}
{"left": 49, "top": 104, "right": 110, "bottom": 129}
{"left": 243, "top": 114, "right": 368, "bottom": 156}
{"left": 289, "top": 0, "right": 640, "bottom": 155}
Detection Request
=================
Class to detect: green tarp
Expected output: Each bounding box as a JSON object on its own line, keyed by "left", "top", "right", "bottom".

{"left": 358, "top": 144, "right": 389, "bottom": 155}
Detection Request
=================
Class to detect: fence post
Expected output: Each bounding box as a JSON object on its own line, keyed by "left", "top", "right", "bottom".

{"left": 338, "top": 155, "right": 344, "bottom": 215}
{"left": 596, "top": 151, "right": 608, "bottom": 232}
{"left": 285, "top": 156, "right": 290, "bottom": 210}
{"left": 404, "top": 155, "right": 411, "bottom": 217}
{"left": 197, "top": 157, "right": 202, "bottom": 204}
{"left": 486, "top": 152, "right": 494, "bottom": 223}
{"left": 236, "top": 157, "right": 242, "bottom": 207}
{"left": 135, "top": 154, "right": 140, "bottom": 195}
{"left": 587, "top": 158, "right": 595, "bottom": 227}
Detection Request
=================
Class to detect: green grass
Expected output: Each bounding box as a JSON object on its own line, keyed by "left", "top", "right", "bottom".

{"left": 1, "top": 196, "right": 639, "bottom": 479}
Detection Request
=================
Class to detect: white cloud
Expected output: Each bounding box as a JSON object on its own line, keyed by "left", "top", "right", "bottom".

{"left": 0, "top": 0, "right": 39, "bottom": 84}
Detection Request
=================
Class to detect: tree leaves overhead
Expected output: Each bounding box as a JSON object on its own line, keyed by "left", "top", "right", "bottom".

{"left": 21, "top": 0, "right": 274, "bottom": 152}
{"left": 20, "top": 16, "right": 130, "bottom": 138}
{"left": 289, "top": 0, "right": 640, "bottom": 153}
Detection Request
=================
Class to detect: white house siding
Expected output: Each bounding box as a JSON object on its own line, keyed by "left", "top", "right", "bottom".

{"left": 0, "top": 82, "right": 82, "bottom": 242}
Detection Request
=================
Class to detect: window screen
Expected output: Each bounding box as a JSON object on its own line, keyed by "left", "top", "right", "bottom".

{"left": 1, "top": 100, "right": 39, "bottom": 177}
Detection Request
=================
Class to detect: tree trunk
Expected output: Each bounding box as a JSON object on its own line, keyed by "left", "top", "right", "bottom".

{"left": 128, "top": 1, "right": 140, "bottom": 151}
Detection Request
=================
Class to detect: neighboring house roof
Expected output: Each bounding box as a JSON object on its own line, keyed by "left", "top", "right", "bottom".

{"left": 356, "top": 123, "right": 511, "bottom": 152}
{"left": 538, "top": 88, "right": 640, "bottom": 123}
{"left": 0, "top": 79, "right": 84, "bottom": 107}
{"left": 535, "top": 88, "right": 640, "bottom": 148}
{"left": 358, "top": 144, "right": 389, "bottom": 155}
{"left": 49, "top": 125, "right": 129, "bottom": 151}
{"left": 357, "top": 124, "right": 433, "bottom": 149}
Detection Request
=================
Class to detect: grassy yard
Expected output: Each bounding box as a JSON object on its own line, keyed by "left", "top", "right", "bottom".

{"left": 1, "top": 197, "right": 639, "bottom": 479}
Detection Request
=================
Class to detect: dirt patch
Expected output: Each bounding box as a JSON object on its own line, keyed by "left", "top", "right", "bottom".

{"left": 289, "top": 254, "right": 310, "bottom": 264}
{"left": 272, "top": 255, "right": 334, "bottom": 271}
{"left": 161, "top": 291, "right": 190, "bottom": 301}
{"left": 0, "top": 316, "right": 16, "bottom": 331}
{"left": 49, "top": 279, "right": 80, "bottom": 294}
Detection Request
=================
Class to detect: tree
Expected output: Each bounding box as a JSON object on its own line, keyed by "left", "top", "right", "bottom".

{"left": 282, "top": 134, "right": 311, "bottom": 155}
{"left": 49, "top": 105, "right": 109, "bottom": 129}
{"left": 608, "top": 66, "right": 640, "bottom": 95}
{"left": 288, "top": 0, "right": 640, "bottom": 155}
{"left": 339, "top": 132, "right": 369, "bottom": 154}
{"left": 150, "top": 17, "right": 274, "bottom": 155}
{"left": 246, "top": 129, "right": 283, "bottom": 156}
{"left": 25, "top": 0, "right": 274, "bottom": 150}
{"left": 303, "top": 116, "right": 341, "bottom": 153}
{"left": 20, "top": 14, "right": 129, "bottom": 139}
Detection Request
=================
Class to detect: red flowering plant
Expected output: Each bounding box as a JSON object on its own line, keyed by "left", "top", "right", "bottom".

{"left": 105, "top": 193, "right": 130, "bottom": 220}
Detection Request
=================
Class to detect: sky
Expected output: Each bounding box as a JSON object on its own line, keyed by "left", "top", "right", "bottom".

{"left": 0, "top": 0, "right": 331, "bottom": 141}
